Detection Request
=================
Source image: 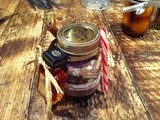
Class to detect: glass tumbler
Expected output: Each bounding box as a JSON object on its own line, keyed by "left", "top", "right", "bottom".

{"left": 121, "top": 0, "right": 154, "bottom": 38}
{"left": 81, "top": 0, "right": 110, "bottom": 10}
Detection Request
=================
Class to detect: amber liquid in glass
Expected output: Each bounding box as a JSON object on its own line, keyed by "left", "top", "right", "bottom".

{"left": 121, "top": 1, "right": 154, "bottom": 37}
{"left": 37, "top": 65, "right": 67, "bottom": 105}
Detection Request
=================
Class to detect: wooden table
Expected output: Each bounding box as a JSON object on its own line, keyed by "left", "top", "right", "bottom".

{"left": 0, "top": 0, "right": 160, "bottom": 120}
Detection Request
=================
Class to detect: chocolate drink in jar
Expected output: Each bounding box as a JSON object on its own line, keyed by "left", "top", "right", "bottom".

{"left": 121, "top": 0, "right": 154, "bottom": 38}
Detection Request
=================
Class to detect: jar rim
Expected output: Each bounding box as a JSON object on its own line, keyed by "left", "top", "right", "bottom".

{"left": 57, "top": 22, "right": 99, "bottom": 45}
{"left": 57, "top": 22, "right": 100, "bottom": 55}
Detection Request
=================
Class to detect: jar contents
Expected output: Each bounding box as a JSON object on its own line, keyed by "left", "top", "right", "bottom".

{"left": 121, "top": 1, "right": 154, "bottom": 37}
{"left": 67, "top": 56, "right": 100, "bottom": 84}
{"left": 37, "top": 65, "right": 67, "bottom": 105}
{"left": 153, "top": 8, "right": 160, "bottom": 29}
{"left": 64, "top": 53, "right": 102, "bottom": 97}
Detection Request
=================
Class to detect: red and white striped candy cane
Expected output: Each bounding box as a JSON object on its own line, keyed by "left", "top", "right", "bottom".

{"left": 100, "top": 27, "right": 109, "bottom": 91}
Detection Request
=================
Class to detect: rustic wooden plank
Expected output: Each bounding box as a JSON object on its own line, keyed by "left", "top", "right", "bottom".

{"left": 0, "top": 0, "right": 20, "bottom": 36}
{"left": 28, "top": 0, "right": 149, "bottom": 120}
{"left": 0, "top": 1, "right": 44, "bottom": 120}
{"left": 109, "top": 2, "right": 160, "bottom": 120}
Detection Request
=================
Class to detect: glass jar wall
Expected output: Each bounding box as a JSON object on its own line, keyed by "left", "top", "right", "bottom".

{"left": 121, "top": 0, "right": 154, "bottom": 37}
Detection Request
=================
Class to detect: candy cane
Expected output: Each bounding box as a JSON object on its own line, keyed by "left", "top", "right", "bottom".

{"left": 100, "top": 28, "right": 109, "bottom": 91}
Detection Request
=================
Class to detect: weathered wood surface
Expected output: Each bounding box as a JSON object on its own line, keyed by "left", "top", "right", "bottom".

{"left": 0, "top": 0, "right": 159, "bottom": 120}
{"left": 28, "top": 0, "right": 149, "bottom": 120}
{"left": 0, "top": 0, "right": 20, "bottom": 35}
{"left": 107, "top": 2, "right": 160, "bottom": 120}
{"left": 0, "top": 0, "right": 44, "bottom": 120}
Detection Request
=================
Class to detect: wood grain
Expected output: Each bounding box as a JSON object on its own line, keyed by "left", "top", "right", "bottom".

{"left": 109, "top": 3, "right": 160, "bottom": 120}
{"left": 0, "top": 0, "right": 20, "bottom": 36}
{"left": 0, "top": 1, "right": 44, "bottom": 120}
{"left": 1, "top": 0, "right": 159, "bottom": 120}
{"left": 28, "top": 1, "right": 149, "bottom": 120}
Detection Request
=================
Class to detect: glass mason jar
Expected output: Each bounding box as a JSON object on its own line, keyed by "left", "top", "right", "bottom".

{"left": 57, "top": 22, "right": 102, "bottom": 97}
{"left": 121, "top": 0, "right": 154, "bottom": 37}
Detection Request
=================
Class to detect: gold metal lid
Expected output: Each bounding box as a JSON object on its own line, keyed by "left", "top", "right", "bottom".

{"left": 57, "top": 22, "right": 100, "bottom": 55}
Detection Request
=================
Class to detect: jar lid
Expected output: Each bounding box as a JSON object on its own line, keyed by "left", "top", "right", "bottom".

{"left": 57, "top": 22, "right": 100, "bottom": 55}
